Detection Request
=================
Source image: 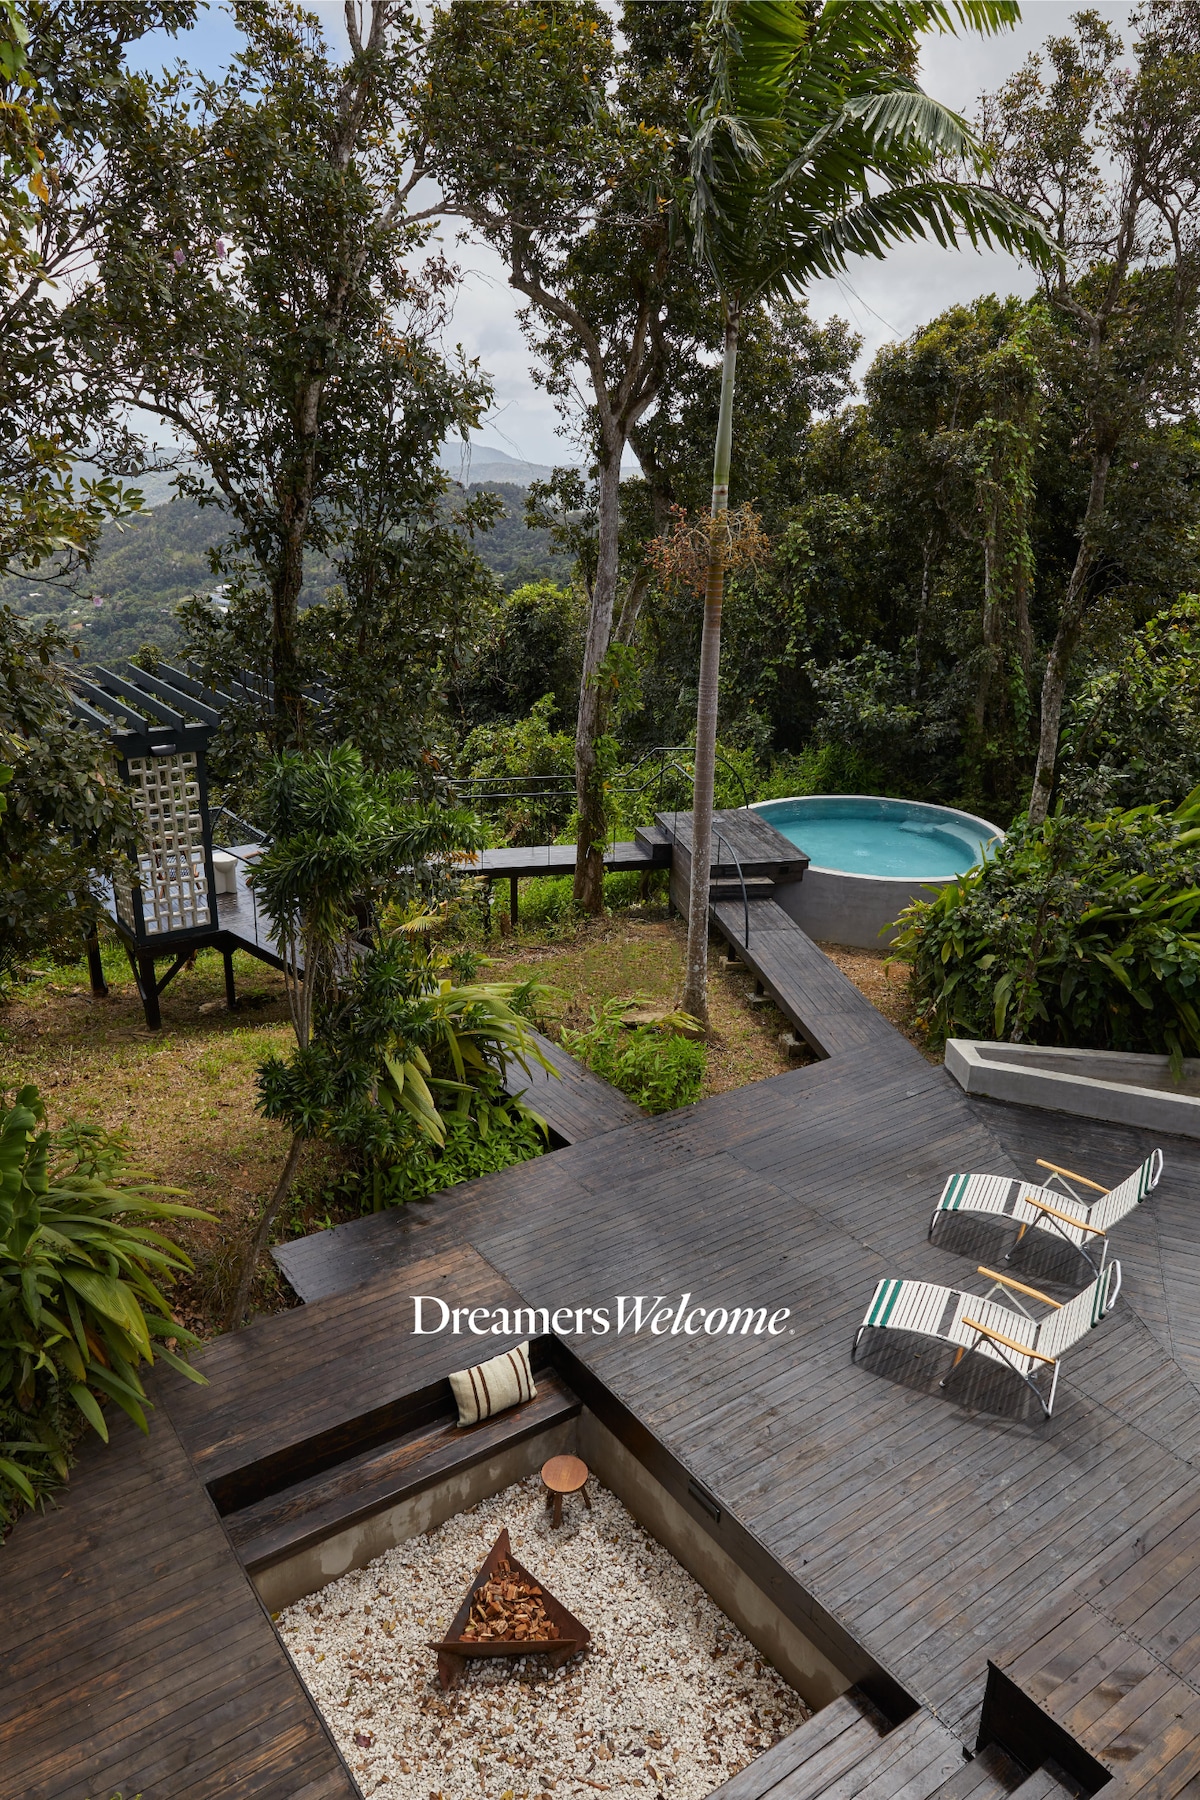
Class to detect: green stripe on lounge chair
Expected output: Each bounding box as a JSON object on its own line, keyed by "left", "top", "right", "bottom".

{"left": 867, "top": 1279, "right": 901, "bottom": 1328}
{"left": 1138, "top": 1158, "right": 1151, "bottom": 1199}
{"left": 1093, "top": 1271, "right": 1112, "bottom": 1326}
{"left": 942, "top": 1173, "right": 970, "bottom": 1212}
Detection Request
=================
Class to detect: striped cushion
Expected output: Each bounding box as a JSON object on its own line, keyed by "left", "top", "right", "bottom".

{"left": 449, "top": 1341, "right": 536, "bottom": 1427}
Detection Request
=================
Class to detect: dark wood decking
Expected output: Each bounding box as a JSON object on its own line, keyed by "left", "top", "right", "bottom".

{"left": 474, "top": 838, "right": 669, "bottom": 879}
{"left": 659, "top": 805, "right": 810, "bottom": 882}
{"left": 712, "top": 896, "right": 902, "bottom": 1057}
{"left": 0, "top": 1407, "right": 355, "bottom": 1800}
{"left": 7, "top": 854, "right": 1200, "bottom": 1797}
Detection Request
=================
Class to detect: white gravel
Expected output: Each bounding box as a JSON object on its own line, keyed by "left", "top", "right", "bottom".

{"left": 276, "top": 1472, "right": 809, "bottom": 1799}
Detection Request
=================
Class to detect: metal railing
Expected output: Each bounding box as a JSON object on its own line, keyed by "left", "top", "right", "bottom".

{"left": 447, "top": 742, "right": 751, "bottom": 857}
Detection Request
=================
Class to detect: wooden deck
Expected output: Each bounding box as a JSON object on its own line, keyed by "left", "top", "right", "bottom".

{"left": 6, "top": 846, "right": 1200, "bottom": 1797}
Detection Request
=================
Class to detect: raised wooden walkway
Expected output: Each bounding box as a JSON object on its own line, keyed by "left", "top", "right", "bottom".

{"left": 6, "top": 819, "right": 1200, "bottom": 1799}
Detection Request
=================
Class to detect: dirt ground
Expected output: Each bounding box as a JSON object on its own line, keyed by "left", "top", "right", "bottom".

{"left": 0, "top": 915, "right": 922, "bottom": 1336}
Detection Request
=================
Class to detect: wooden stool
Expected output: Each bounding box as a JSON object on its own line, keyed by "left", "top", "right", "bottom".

{"left": 541, "top": 1454, "right": 592, "bottom": 1528}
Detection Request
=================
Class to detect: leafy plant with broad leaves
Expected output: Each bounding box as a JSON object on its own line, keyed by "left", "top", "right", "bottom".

{"left": 228, "top": 745, "right": 550, "bottom": 1325}
{"left": 0, "top": 1086, "right": 209, "bottom": 1529}
{"left": 563, "top": 998, "right": 707, "bottom": 1114}
{"left": 891, "top": 791, "right": 1200, "bottom": 1067}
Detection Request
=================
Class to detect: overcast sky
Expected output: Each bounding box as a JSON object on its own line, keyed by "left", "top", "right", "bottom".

{"left": 132, "top": 1, "right": 1133, "bottom": 466}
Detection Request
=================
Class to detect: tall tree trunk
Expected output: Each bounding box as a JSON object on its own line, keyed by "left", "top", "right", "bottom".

{"left": 272, "top": 508, "right": 308, "bottom": 746}
{"left": 973, "top": 495, "right": 1005, "bottom": 736}
{"left": 1027, "top": 448, "right": 1112, "bottom": 825}
{"left": 682, "top": 313, "right": 739, "bottom": 1025}
{"left": 912, "top": 530, "right": 933, "bottom": 699}
{"left": 271, "top": 397, "right": 321, "bottom": 745}
{"left": 573, "top": 441, "right": 623, "bottom": 912}
{"left": 225, "top": 1130, "right": 306, "bottom": 1331}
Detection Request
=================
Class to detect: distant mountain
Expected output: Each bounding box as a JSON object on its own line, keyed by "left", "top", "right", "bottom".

{"left": 1, "top": 482, "right": 572, "bottom": 665}
{"left": 439, "top": 442, "right": 581, "bottom": 489}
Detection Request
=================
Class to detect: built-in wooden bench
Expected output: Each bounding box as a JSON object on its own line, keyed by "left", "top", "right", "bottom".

{"left": 222, "top": 1369, "right": 580, "bottom": 1578}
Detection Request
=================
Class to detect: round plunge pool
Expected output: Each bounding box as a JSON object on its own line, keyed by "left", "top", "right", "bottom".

{"left": 750, "top": 794, "right": 1004, "bottom": 949}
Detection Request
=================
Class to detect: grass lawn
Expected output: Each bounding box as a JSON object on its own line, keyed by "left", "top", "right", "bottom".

{"left": 0, "top": 938, "right": 308, "bottom": 1335}
{"left": 0, "top": 911, "right": 920, "bottom": 1337}
{"left": 482, "top": 906, "right": 808, "bottom": 1096}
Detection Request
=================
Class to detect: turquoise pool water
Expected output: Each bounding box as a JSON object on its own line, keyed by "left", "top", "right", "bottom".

{"left": 751, "top": 796, "right": 1000, "bottom": 880}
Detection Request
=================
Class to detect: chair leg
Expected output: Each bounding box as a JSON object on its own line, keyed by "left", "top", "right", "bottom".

{"left": 581, "top": 1482, "right": 592, "bottom": 1511}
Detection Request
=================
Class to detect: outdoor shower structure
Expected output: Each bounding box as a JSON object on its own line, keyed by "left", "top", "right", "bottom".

{"left": 71, "top": 659, "right": 279, "bottom": 1028}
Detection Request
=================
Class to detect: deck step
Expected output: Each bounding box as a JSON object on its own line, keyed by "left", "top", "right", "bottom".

{"left": 222, "top": 1370, "right": 580, "bottom": 1575}
{"left": 708, "top": 1691, "right": 889, "bottom": 1800}
{"left": 926, "top": 1742, "right": 1029, "bottom": 1800}
{"left": 712, "top": 1698, "right": 967, "bottom": 1800}
{"left": 711, "top": 876, "right": 776, "bottom": 902}
{"left": 634, "top": 822, "right": 674, "bottom": 856}
{"left": 1007, "top": 1766, "right": 1083, "bottom": 1800}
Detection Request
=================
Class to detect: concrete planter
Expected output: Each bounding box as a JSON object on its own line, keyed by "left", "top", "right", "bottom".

{"left": 946, "top": 1039, "right": 1200, "bottom": 1138}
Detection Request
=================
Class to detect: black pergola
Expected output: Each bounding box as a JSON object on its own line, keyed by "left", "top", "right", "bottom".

{"left": 71, "top": 660, "right": 279, "bottom": 1028}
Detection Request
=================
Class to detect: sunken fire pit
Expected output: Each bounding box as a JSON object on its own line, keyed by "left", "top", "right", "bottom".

{"left": 429, "top": 1526, "right": 590, "bottom": 1689}
{"left": 277, "top": 1472, "right": 810, "bottom": 1799}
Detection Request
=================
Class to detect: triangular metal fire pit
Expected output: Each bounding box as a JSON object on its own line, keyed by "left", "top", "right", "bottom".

{"left": 428, "top": 1527, "right": 590, "bottom": 1690}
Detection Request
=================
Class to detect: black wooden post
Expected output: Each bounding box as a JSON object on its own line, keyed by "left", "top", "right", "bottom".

{"left": 137, "top": 952, "right": 161, "bottom": 1030}
{"left": 84, "top": 929, "right": 108, "bottom": 998}
{"left": 223, "top": 948, "right": 238, "bottom": 1011}
{"left": 509, "top": 873, "right": 519, "bottom": 928}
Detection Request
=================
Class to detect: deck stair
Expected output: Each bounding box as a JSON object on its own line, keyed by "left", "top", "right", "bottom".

{"left": 708, "top": 1696, "right": 1085, "bottom": 1800}
{"left": 634, "top": 821, "right": 674, "bottom": 858}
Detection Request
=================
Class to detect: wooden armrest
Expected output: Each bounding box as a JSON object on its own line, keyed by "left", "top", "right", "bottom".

{"left": 977, "top": 1266, "right": 1062, "bottom": 1308}
{"left": 960, "top": 1316, "right": 1057, "bottom": 1367}
{"left": 1036, "top": 1158, "right": 1107, "bottom": 1194}
{"left": 1028, "top": 1197, "right": 1104, "bottom": 1235}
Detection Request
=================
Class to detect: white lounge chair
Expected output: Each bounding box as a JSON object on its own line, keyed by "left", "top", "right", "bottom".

{"left": 929, "top": 1150, "right": 1163, "bottom": 1272}
{"left": 853, "top": 1261, "right": 1122, "bottom": 1417}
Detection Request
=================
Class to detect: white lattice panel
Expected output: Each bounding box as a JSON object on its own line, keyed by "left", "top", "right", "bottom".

{"left": 123, "top": 751, "right": 211, "bottom": 935}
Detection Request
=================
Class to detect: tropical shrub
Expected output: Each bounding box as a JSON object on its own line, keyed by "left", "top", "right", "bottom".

{"left": 563, "top": 999, "right": 707, "bottom": 1113}
{"left": 892, "top": 792, "right": 1200, "bottom": 1066}
{"left": 0, "top": 610, "right": 137, "bottom": 982}
{"left": 1, "top": 1088, "right": 208, "bottom": 1531}
{"left": 1059, "top": 596, "right": 1200, "bottom": 814}
{"left": 256, "top": 948, "right": 554, "bottom": 1212}
{"left": 460, "top": 695, "right": 576, "bottom": 846}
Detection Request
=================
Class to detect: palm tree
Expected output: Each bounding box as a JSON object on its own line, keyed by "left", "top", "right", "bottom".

{"left": 680, "top": 0, "right": 1054, "bottom": 1022}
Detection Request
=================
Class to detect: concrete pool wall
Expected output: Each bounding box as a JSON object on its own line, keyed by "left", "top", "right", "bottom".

{"left": 752, "top": 796, "right": 1004, "bottom": 949}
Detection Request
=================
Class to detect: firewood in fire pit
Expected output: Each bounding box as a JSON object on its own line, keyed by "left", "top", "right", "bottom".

{"left": 460, "top": 1556, "right": 561, "bottom": 1643}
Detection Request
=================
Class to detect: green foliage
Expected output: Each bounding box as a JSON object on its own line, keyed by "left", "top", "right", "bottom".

{"left": 0, "top": 608, "right": 136, "bottom": 979}
{"left": 0, "top": 1, "right": 176, "bottom": 579}
{"left": 249, "top": 745, "right": 547, "bottom": 1212}
{"left": 250, "top": 743, "right": 485, "bottom": 1042}
{"left": 892, "top": 792, "right": 1200, "bottom": 1067}
{"left": 363, "top": 1109, "right": 547, "bottom": 1210}
{"left": 0, "top": 1086, "right": 209, "bottom": 1530}
{"left": 454, "top": 579, "right": 583, "bottom": 733}
{"left": 256, "top": 948, "right": 552, "bottom": 1210}
{"left": 460, "top": 695, "right": 577, "bottom": 847}
{"left": 563, "top": 999, "right": 706, "bottom": 1114}
{"left": 1059, "top": 596, "right": 1200, "bottom": 814}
